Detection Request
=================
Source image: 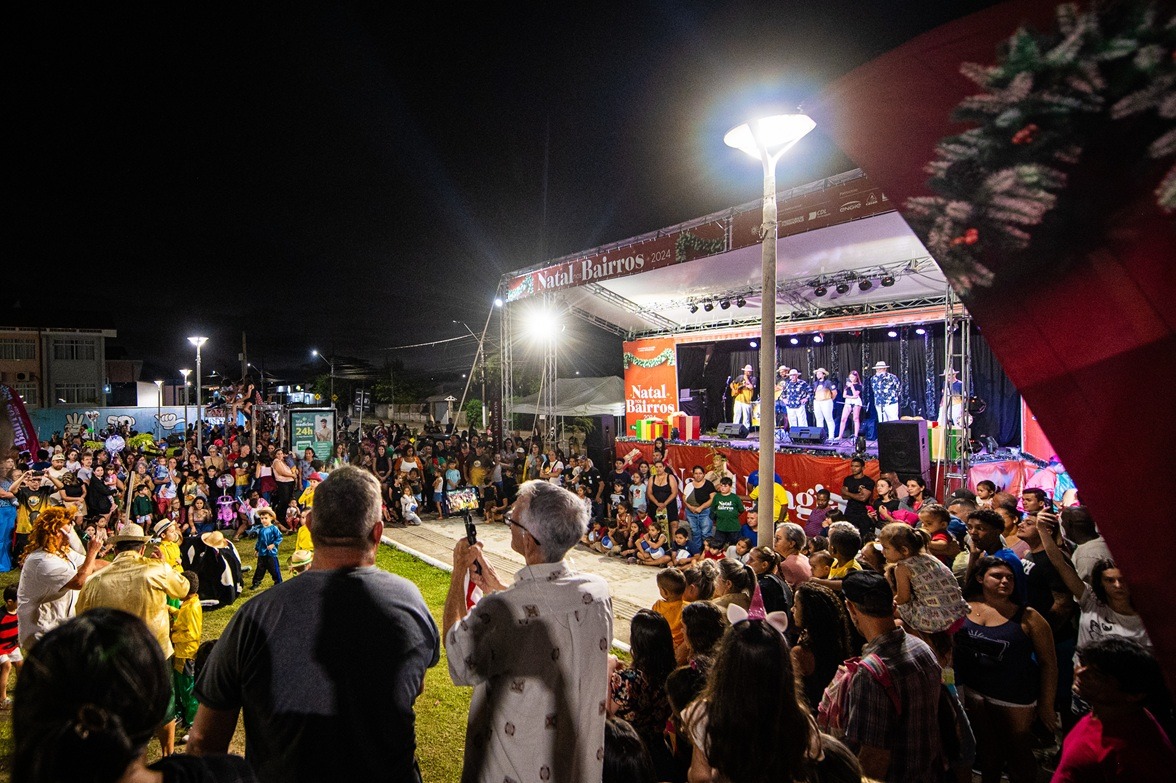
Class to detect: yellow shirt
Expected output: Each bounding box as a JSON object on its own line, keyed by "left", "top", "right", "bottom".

{"left": 748, "top": 483, "right": 793, "bottom": 523}
{"left": 652, "top": 598, "right": 685, "bottom": 649}
{"left": 158, "top": 540, "right": 182, "bottom": 573}
{"left": 171, "top": 595, "right": 203, "bottom": 663}
{"left": 295, "top": 525, "right": 313, "bottom": 552}
{"left": 828, "top": 558, "right": 863, "bottom": 580}
{"left": 76, "top": 551, "right": 190, "bottom": 658}
{"left": 298, "top": 485, "right": 316, "bottom": 509}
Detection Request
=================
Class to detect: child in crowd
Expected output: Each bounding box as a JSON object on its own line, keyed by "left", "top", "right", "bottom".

{"left": 432, "top": 472, "right": 446, "bottom": 519}
{"left": 131, "top": 483, "right": 154, "bottom": 527}
{"left": 726, "top": 536, "right": 753, "bottom": 564}
{"left": 284, "top": 506, "right": 301, "bottom": 534}
{"left": 170, "top": 571, "right": 202, "bottom": 731}
{"left": 917, "top": 504, "right": 960, "bottom": 565}
{"left": 582, "top": 517, "right": 609, "bottom": 548}
{"left": 400, "top": 484, "right": 423, "bottom": 526}
{"left": 608, "top": 481, "right": 626, "bottom": 521}
{"left": 701, "top": 537, "right": 726, "bottom": 562}
{"left": 153, "top": 519, "right": 183, "bottom": 574}
{"left": 670, "top": 528, "right": 697, "bottom": 566}
{"left": 167, "top": 497, "right": 184, "bottom": 531}
{"left": 289, "top": 549, "right": 313, "bottom": 576}
{"left": 636, "top": 520, "right": 670, "bottom": 567}
{"left": 878, "top": 523, "right": 969, "bottom": 656}
{"left": 975, "top": 480, "right": 997, "bottom": 508}
{"left": 407, "top": 468, "right": 424, "bottom": 506}
{"left": 295, "top": 507, "right": 313, "bottom": 553}
{"left": 0, "top": 586, "right": 21, "bottom": 708}
{"left": 628, "top": 472, "right": 647, "bottom": 514}
{"left": 574, "top": 484, "right": 593, "bottom": 519}
{"left": 820, "top": 525, "right": 863, "bottom": 588}
{"left": 298, "top": 472, "right": 322, "bottom": 514}
{"left": 652, "top": 567, "right": 687, "bottom": 649}
{"left": 809, "top": 550, "right": 835, "bottom": 579}
{"left": 804, "top": 534, "right": 829, "bottom": 557}
{"left": 710, "top": 477, "right": 744, "bottom": 548}
{"left": 481, "top": 483, "right": 502, "bottom": 524}
{"left": 251, "top": 508, "right": 283, "bottom": 589}
{"left": 614, "top": 507, "right": 642, "bottom": 560}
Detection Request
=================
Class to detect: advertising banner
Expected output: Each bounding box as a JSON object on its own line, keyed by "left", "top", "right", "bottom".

{"left": 30, "top": 406, "right": 190, "bottom": 439}
{"left": 1, "top": 384, "right": 39, "bottom": 456}
{"left": 290, "top": 408, "right": 335, "bottom": 460}
{"left": 623, "top": 337, "right": 679, "bottom": 434}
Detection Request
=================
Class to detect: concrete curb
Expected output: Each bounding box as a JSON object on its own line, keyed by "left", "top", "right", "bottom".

{"left": 379, "top": 537, "right": 631, "bottom": 654}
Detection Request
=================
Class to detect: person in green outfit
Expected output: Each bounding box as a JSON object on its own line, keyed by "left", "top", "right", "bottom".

{"left": 711, "top": 477, "right": 745, "bottom": 549}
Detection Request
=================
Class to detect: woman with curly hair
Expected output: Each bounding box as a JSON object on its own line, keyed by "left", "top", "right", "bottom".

{"left": 14, "top": 506, "right": 107, "bottom": 650}
{"left": 790, "top": 582, "right": 855, "bottom": 710}
{"left": 608, "top": 609, "right": 677, "bottom": 778}
{"left": 683, "top": 615, "right": 821, "bottom": 783}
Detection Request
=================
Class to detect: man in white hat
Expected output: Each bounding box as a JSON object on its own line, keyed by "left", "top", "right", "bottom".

{"left": 77, "top": 521, "right": 191, "bottom": 755}
{"left": 812, "top": 368, "right": 838, "bottom": 440}
{"left": 940, "top": 368, "right": 964, "bottom": 426}
{"left": 871, "top": 361, "right": 901, "bottom": 422}
{"left": 783, "top": 368, "right": 812, "bottom": 428}
{"left": 731, "top": 363, "right": 756, "bottom": 430}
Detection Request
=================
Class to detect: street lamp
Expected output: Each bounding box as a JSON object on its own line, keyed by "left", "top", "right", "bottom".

{"left": 725, "top": 111, "right": 815, "bottom": 548}
{"left": 179, "top": 369, "right": 191, "bottom": 439}
{"left": 188, "top": 336, "right": 208, "bottom": 452}
{"left": 154, "top": 380, "right": 164, "bottom": 440}
{"left": 311, "top": 350, "right": 334, "bottom": 409}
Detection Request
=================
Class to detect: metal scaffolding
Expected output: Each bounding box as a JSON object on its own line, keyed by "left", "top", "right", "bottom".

{"left": 938, "top": 286, "right": 973, "bottom": 498}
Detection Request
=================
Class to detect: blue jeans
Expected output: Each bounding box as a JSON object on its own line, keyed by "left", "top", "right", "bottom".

{"left": 686, "top": 510, "right": 713, "bottom": 553}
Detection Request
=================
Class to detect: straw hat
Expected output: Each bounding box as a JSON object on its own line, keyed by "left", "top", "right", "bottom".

{"left": 152, "top": 519, "right": 175, "bottom": 537}
{"left": 289, "top": 549, "right": 314, "bottom": 570}
{"left": 110, "top": 523, "right": 150, "bottom": 545}
{"left": 814, "top": 368, "right": 829, "bottom": 376}
{"left": 741, "top": 364, "right": 753, "bottom": 372}
{"left": 201, "top": 531, "right": 228, "bottom": 548}
{"left": 255, "top": 507, "right": 277, "bottom": 521}
{"left": 788, "top": 368, "right": 800, "bottom": 376}
{"left": 873, "top": 361, "right": 890, "bottom": 369}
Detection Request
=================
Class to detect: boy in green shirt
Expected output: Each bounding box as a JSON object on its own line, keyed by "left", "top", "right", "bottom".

{"left": 711, "top": 477, "right": 744, "bottom": 548}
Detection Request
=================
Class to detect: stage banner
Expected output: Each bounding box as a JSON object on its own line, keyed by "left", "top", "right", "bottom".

{"left": 623, "top": 338, "right": 679, "bottom": 435}
{"left": 617, "top": 441, "right": 879, "bottom": 527}
{"left": 808, "top": 0, "right": 1176, "bottom": 682}
{"left": 1, "top": 384, "right": 39, "bottom": 456}
{"left": 289, "top": 408, "right": 335, "bottom": 460}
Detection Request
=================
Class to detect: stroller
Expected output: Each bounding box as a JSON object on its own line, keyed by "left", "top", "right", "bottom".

{"left": 215, "top": 495, "right": 238, "bottom": 532}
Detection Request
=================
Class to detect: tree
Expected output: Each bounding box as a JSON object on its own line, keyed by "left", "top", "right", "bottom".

{"left": 463, "top": 398, "right": 483, "bottom": 427}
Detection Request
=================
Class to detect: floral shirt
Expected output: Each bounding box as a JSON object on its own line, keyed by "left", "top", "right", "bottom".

{"left": 609, "top": 666, "right": 671, "bottom": 749}
{"left": 784, "top": 379, "right": 813, "bottom": 407}
{"left": 871, "top": 371, "right": 901, "bottom": 406}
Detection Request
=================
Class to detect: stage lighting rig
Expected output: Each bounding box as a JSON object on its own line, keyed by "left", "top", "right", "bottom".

{"left": 703, "top": 301, "right": 714, "bottom": 312}
{"left": 881, "top": 275, "right": 896, "bottom": 287}
{"left": 858, "top": 279, "right": 873, "bottom": 291}
{"left": 735, "top": 296, "right": 746, "bottom": 308}
{"left": 813, "top": 333, "right": 824, "bottom": 344}
{"left": 720, "top": 299, "right": 731, "bottom": 310}
{"left": 688, "top": 303, "right": 699, "bottom": 313}
{"left": 814, "top": 284, "right": 828, "bottom": 297}
{"left": 835, "top": 282, "right": 851, "bottom": 295}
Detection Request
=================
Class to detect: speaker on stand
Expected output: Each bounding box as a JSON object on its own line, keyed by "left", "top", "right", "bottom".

{"left": 877, "top": 420, "right": 930, "bottom": 482}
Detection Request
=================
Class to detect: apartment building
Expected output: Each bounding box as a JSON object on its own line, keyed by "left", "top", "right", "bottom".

{"left": 0, "top": 326, "right": 116, "bottom": 408}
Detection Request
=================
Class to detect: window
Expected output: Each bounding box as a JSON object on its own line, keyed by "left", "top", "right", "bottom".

{"left": 54, "top": 383, "right": 99, "bottom": 405}
{"left": 0, "top": 338, "right": 36, "bottom": 361}
{"left": 52, "top": 339, "right": 96, "bottom": 361}
{"left": 12, "top": 382, "right": 38, "bottom": 407}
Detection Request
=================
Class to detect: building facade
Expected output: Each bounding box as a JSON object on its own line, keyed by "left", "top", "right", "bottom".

{"left": 0, "top": 327, "right": 116, "bottom": 408}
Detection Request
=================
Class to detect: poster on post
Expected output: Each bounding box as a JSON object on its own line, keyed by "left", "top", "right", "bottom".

{"left": 289, "top": 408, "right": 335, "bottom": 460}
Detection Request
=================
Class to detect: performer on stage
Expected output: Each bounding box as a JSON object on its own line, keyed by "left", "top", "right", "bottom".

{"left": 940, "top": 368, "right": 964, "bottom": 426}
{"left": 811, "top": 368, "right": 837, "bottom": 441}
{"left": 774, "top": 365, "right": 790, "bottom": 427}
{"left": 871, "top": 361, "right": 901, "bottom": 422}
{"left": 782, "top": 369, "right": 812, "bottom": 428}
{"left": 838, "top": 370, "right": 864, "bottom": 441}
{"left": 730, "top": 364, "right": 756, "bottom": 430}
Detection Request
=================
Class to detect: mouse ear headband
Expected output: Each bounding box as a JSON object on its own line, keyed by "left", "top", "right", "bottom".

{"left": 726, "top": 603, "right": 790, "bottom": 636}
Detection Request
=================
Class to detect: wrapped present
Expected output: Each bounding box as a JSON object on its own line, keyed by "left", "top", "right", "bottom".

{"left": 669, "top": 413, "right": 700, "bottom": 440}
{"left": 634, "top": 417, "right": 668, "bottom": 441}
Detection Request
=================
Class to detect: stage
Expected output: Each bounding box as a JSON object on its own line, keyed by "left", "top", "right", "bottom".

{"left": 689, "top": 432, "right": 879, "bottom": 460}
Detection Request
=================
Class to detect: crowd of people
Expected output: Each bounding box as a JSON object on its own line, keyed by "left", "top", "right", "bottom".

{"left": 1, "top": 412, "right": 1173, "bottom": 782}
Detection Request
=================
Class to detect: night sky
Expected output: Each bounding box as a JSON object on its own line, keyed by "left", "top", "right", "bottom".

{"left": 9, "top": 2, "right": 999, "bottom": 383}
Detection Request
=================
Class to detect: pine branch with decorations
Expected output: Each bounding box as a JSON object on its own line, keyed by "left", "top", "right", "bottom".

{"left": 675, "top": 231, "right": 725, "bottom": 262}
{"left": 905, "top": 2, "right": 1175, "bottom": 294}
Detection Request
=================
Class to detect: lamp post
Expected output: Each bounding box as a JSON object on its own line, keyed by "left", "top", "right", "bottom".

{"left": 311, "top": 350, "right": 334, "bottom": 410}
{"left": 154, "top": 380, "right": 164, "bottom": 440}
{"left": 453, "top": 309, "right": 495, "bottom": 432}
{"left": 725, "top": 112, "right": 815, "bottom": 548}
{"left": 179, "top": 369, "right": 191, "bottom": 440}
{"left": 188, "top": 336, "right": 208, "bottom": 453}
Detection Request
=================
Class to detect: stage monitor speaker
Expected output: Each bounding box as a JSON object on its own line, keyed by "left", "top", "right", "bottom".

{"left": 678, "top": 388, "right": 705, "bottom": 419}
{"left": 878, "top": 420, "right": 930, "bottom": 479}
{"left": 717, "top": 422, "right": 748, "bottom": 438}
{"left": 789, "top": 426, "right": 827, "bottom": 444}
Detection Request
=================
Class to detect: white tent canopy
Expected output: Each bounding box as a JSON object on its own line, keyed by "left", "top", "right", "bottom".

{"left": 513, "top": 376, "right": 624, "bottom": 417}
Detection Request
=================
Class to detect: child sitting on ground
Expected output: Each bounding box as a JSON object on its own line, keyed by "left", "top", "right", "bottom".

{"left": 652, "top": 567, "right": 687, "bottom": 649}
{"left": 0, "top": 586, "right": 22, "bottom": 708}
{"left": 809, "top": 550, "right": 835, "bottom": 579}
{"left": 636, "top": 520, "right": 670, "bottom": 567}
{"left": 726, "top": 536, "right": 753, "bottom": 564}
{"left": 400, "top": 484, "right": 423, "bottom": 526}
{"left": 701, "top": 537, "right": 726, "bottom": 562}
{"left": 170, "top": 572, "right": 202, "bottom": 732}
{"left": 670, "top": 528, "right": 698, "bottom": 566}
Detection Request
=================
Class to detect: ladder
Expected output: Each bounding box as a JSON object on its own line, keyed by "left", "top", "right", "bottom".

{"left": 939, "top": 287, "right": 973, "bottom": 499}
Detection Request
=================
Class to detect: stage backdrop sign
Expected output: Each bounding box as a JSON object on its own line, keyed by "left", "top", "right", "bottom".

{"left": 289, "top": 408, "right": 335, "bottom": 460}
{"left": 623, "top": 338, "right": 679, "bottom": 435}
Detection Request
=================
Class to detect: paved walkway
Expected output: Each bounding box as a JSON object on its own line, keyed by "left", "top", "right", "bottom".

{"left": 381, "top": 515, "right": 661, "bottom": 645}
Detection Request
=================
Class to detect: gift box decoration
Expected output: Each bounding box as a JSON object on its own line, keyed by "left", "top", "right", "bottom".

{"left": 669, "top": 413, "right": 700, "bottom": 440}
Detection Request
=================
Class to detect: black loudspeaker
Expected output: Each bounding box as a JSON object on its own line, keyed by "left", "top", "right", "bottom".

{"left": 789, "top": 426, "right": 827, "bottom": 444}
{"left": 717, "top": 422, "right": 748, "bottom": 437}
{"left": 877, "top": 420, "right": 930, "bottom": 479}
{"left": 678, "top": 388, "right": 705, "bottom": 418}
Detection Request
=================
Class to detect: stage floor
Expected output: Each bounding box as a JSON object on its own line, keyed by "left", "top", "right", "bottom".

{"left": 690, "top": 433, "right": 878, "bottom": 459}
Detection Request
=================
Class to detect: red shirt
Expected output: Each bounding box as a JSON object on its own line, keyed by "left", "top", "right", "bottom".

{"left": 1051, "top": 709, "right": 1176, "bottom": 782}
{"left": 0, "top": 611, "right": 19, "bottom": 655}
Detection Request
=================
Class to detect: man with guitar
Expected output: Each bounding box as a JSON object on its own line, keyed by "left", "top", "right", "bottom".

{"left": 774, "top": 365, "right": 791, "bottom": 428}
{"left": 730, "top": 364, "right": 756, "bottom": 430}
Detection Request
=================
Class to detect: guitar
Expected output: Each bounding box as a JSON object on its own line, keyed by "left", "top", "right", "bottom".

{"left": 730, "top": 375, "right": 753, "bottom": 397}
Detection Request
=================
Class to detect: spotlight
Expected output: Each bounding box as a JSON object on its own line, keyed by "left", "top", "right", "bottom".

{"left": 915, "top": 327, "right": 926, "bottom": 335}
{"left": 814, "top": 285, "right": 828, "bottom": 297}
{"left": 835, "top": 282, "right": 851, "bottom": 295}
{"left": 813, "top": 334, "right": 824, "bottom": 344}
{"left": 858, "top": 279, "right": 873, "bottom": 291}
{"left": 703, "top": 301, "right": 714, "bottom": 312}
{"left": 720, "top": 299, "right": 731, "bottom": 310}
{"left": 736, "top": 296, "right": 746, "bottom": 308}
{"left": 688, "top": 303, "right": 698, "bottom": 313}
{"left": 749, "top": 340, "right": 758, "bottom": 348}
{"left": 887, "top": 329, "right": 898, "bottom": 338}
{"left": 789, "top": 337, "right": 799, "bottom": 345}
{"left": 881, "top": 275, "right": 896, "bottom": 287}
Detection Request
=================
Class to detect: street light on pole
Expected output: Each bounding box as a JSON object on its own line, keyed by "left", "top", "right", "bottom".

{"left": 311, "top": 350, "right": 334, "bottom": 409}
{"left": 179, "top": 369, "right": 191, "bottom": 440}
{"left": 154, "top": 380, "right": 164, "bottom": 440}
{"left": 188, "top": 336, "right": 208, "bottom": 453}
{"left": 725, "top": 111, "right": 815, "bottom": 549}
{"left": 453, "top": 308, "right": 496, "bottom": 432}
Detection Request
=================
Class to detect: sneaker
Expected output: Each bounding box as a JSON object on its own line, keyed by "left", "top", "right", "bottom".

{"left": 241, "top": 565, "right": 253, "bottom": 573}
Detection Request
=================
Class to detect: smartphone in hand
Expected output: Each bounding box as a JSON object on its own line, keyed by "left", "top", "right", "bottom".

{"left": 464, "top": 510, "right": 482, "bottom": 574}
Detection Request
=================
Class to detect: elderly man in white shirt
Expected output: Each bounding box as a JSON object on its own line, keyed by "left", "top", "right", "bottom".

{"left": 444, "top": 479, "right": 613, "bottom": 783}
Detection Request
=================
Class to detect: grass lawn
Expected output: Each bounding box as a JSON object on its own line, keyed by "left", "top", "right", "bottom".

{"left": 0, "top": 534, "right": 471, "bottom": 783}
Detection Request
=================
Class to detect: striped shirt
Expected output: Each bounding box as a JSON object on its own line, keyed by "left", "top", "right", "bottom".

{"left": 0, "top": 610, "right": 20, "bottom": 655}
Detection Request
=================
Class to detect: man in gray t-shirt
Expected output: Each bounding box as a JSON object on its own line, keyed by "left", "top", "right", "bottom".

{"left": 189, "top": 467, "right": 440, "bottom": 783}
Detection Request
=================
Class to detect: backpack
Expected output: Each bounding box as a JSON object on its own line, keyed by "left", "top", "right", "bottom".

{"left": 817, "top": 653, "right": 901, "bottom": 739}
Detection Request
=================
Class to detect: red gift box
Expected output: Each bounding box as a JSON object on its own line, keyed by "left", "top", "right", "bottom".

{"left": 670, "top": 413, "right": 700, "bottom": 440}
